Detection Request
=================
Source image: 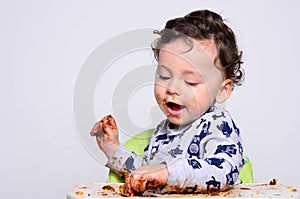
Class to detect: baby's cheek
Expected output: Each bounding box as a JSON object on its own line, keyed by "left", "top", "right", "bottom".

{"left": 154, "top": 85, "right": 164, "bottom": 102}
{"left": 187, "top": 95, "right": 208, "bottom": 118}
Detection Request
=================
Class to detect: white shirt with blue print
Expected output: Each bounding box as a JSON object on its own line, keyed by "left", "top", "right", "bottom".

{"left": 106, "top": 106, "right": 245, "bottom": 192}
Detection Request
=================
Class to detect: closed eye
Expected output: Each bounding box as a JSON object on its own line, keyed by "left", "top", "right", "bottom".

{"left": 159, "top": 74, "right": 170, "bottom": 80}
{"left": 185, "top": 81, "right": 199, "bottom": 86}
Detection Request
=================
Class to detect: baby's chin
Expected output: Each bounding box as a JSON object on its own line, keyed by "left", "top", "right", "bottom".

{"left": 167, "top": 113, "right": 203, "bottom": 128}
{"left": 166, "top": 117, "right": 191, "bottom": 129}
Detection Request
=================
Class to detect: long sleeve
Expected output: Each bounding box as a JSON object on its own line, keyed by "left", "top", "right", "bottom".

{"left": 106, "top": 144, "right": 147, "bottom": 176}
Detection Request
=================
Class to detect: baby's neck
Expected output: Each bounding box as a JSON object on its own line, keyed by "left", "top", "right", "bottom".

{"left": 167, "top": 121, "right": 191, "bottom": 130}
{"left": 168, "top": 122, "right": 179, "bottom": 129}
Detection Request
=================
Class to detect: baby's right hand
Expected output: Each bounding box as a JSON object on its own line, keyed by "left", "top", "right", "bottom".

{"left": 90, "top": 115, "right": 120, "bottom": 159}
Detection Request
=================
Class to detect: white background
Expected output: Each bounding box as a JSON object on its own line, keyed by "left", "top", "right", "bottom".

{"left": 1, "top": 0, "right": 300, "bottom": 198}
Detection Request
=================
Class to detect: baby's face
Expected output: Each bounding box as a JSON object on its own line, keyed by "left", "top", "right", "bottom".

{"left": 154, "top": 39, "right": 224, "bottom": 127}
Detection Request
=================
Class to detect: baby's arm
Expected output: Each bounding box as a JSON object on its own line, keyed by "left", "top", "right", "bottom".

{"left": 105, "top": 143, "right": 149, "bottom": 180}
{"left": 90, "top": 115, "right": 120, "bottom": 159}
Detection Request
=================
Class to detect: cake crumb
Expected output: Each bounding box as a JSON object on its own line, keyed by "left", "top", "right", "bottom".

{"left": 269, "top": 178, "right": 278, "bottom": 185}
{"left": 291, "top": 188, "right": 298, "bottom": 192}
{"left": 75, "top": 191, "right": 84, "bottom": 195}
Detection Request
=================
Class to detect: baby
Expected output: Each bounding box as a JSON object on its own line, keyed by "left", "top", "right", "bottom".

{"left": 90, "top": 9, "right": 245, "bottom": 195}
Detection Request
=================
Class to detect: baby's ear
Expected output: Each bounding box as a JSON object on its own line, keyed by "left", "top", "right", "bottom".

{"left": 216, "top": 79, "right": 233, "bottom": 103}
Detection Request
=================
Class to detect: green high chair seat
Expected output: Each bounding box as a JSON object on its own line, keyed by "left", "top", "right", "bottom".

{"left": 108, "top": 129, "right": 254, "bottom": 183}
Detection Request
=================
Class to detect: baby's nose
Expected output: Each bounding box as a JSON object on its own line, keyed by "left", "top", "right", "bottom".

{"left": 166, "top": 79, "right": 181, "bottom": 95}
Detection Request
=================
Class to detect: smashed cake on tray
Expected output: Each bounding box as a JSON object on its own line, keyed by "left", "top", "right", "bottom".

{"left": 67, "top": 179, "right": 299, "bottom": 198}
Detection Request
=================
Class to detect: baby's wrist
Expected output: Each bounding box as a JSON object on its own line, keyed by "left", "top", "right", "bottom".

{"left": 105, "top": 144, "right": 133, "bottom": 173}
{"left": 104, "top": 143, "right": 119, "bottom": 159}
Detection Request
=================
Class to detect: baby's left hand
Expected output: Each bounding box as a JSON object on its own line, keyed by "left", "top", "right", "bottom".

{"left": 90, "top": 115, "right": 120, "bottom": 159}
{"left": 125, "top": 164, "right": 169, "bottom": 195}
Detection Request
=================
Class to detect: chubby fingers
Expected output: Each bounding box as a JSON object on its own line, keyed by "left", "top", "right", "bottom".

{"left": 126, "top": 173, "right": 147, "bottom": 194}
{"left": 90, "top": 121, "right": 103, "bottom": 136}
{"left": 103, "top": 115, "right": 117, "bottom": 131}
{"left": 125, "top": 173, "right": 135, "bottom": 196}
{"left": 101, "top": 115, "right": 118, "bottom": 137}
{"left": 132, "top": 173, "right": 148, "bottom": 193}
{"left": 90, "top": 115, "right": 118, "bottom": 137}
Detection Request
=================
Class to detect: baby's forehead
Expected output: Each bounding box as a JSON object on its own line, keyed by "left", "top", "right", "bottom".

{"left": 159, "top": 39, "right": 220, "bottom": 77}
{"left": 159, "top": 64, "right": 202, "bottom": 78}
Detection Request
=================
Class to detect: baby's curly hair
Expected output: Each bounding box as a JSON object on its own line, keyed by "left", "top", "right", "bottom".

{"left": 152, "top": 9, "right": 244, "bottom": 87}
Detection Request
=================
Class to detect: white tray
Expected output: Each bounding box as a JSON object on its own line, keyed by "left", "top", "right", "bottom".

{"left": 67, "top": 182, "right": 299, "bottom": 198}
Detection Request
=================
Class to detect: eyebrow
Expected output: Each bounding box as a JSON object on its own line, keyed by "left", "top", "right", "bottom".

{"left": 157, "top": 64, "right": 171, "bottom": 72}
{"left": 183, "top": 69, "right": 200, "bottom": 76}
{"left": 158, "top": 64, "right": 202, "bottom": 77}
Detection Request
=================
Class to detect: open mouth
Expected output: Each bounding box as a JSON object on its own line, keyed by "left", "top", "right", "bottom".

{"left": 165, "top": 102, "right": 185, "bottom": 115}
